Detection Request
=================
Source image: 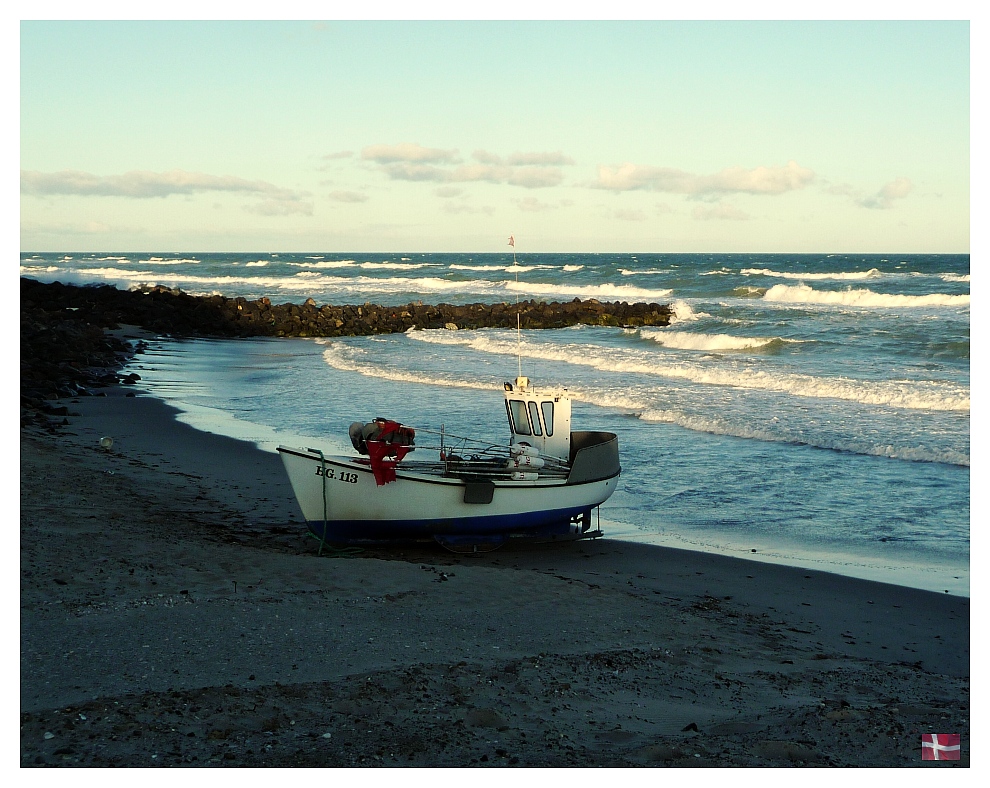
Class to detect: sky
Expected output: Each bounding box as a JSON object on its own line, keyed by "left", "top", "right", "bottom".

{"left": 18, "top": 14, "right": 974, "bottom": 253}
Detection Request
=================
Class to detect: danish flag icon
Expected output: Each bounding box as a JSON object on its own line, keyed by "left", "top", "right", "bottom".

{"left": 922, "top": 733, "right": 960, "bottom": 760}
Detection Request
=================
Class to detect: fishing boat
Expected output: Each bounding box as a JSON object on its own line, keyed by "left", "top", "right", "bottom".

{"left": 277, "top": 237, "right": 620, "bottom": 552}
{"left": 277, "top": 375, "right": 620, "bottom": 552}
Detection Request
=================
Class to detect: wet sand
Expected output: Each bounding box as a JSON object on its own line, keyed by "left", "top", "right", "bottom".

{"left": 20, "top": 389, "right": 969, "bottom": 767}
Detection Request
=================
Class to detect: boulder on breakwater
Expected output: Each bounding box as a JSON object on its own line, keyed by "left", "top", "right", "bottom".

{"left": 20, "top": 277, "right": 672, "bottom": 428}
{"left": 21, "top": 278, "right": 672, "bottom": 339}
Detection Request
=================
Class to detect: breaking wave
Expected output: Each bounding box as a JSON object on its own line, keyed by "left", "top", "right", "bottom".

{"left": 505, "top": 280, "right": 672, "bottom": 301}
{"left": 319, "top": 337, "right": 969, "bottom": 466}
{"left": 763, "top": 283, "right": 970, "bottom": 308}
{"left": 742, "top": 267, "right": 881, "bottom": 281}
{"left": 405, "top": 330, "right": 969, "bottom": 412}
{"left": 637, "top": 328, "right": 785, "bottom": 352}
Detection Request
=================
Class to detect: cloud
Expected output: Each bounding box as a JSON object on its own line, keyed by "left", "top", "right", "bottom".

{"left": 824, "top": 176, "right": 914, "bottom": 210}
{"left": 328, "top": 190, "right": 369, "bottom": 203}
{"left": 472, "top": 150, "right": 503, "bottom": 165}
{"left": 361, "top": 142, "right": 459, "bottom": 164}
{"left": 692, "top": 202, "right": 751, "bottom": 221}
{"left": 514, "top": 197, "right": 555, "bottom": 212}
{"left": 506, "top": 167, "right": 565, "bottom": 189}
{"left": 507, "top": 151, "right": 575, "bottom": 166}
{"left": 21, "top": 168, "right": 306, "bottom": 202}
{"left": 593, "top": 160, "right": 815, "bottom": 196}
{"left": 245, "top": 199, "right": 314, "bottom": 216}
{"left": 365, "top": 143, "right": 572, "bottom": 189}
{"left": 614, "top": 209, "right": 648, "bottom": 222}
{"left": 323, "top": 150, "right": 354, "bottom": 160}
{"left": 441, "top": 202, "right": 495, "bottom": 215}
{"left": 473, "top": 149, "right": 575, "bottom": 166}
{"left": 379, "top": 161, "right": 564, "bottom": 189}
{"left": 435, "top": 186, "right": 464, "bottom": 198}
{"left": 859, "top": 177, "right": 913, "bottom": 210}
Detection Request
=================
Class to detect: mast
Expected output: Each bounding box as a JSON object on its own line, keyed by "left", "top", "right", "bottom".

{"left": 509, "top": 234, "right": 522, "bottom": 383}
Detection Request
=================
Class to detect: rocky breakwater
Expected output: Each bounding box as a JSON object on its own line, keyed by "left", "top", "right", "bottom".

{"left": 20, "top": 277, "right": 672, "bottom": 427}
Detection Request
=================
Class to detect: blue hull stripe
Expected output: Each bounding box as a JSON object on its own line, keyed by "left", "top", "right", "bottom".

{"left": 307, "top": 504, "right": 591, "bottom": 543}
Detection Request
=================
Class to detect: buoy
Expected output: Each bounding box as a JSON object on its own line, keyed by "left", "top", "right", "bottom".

{"left": 509, "top": 455, "right": 545, "bottom": 469}
{"left": 99, "top": 436, "right": 113, "bottom": 451}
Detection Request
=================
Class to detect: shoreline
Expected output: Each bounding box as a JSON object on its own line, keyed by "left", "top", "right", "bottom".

{"left": 128, "top": 334, "right": 969, "bottom": 598}
{"left": 20, "top": 384, "right": 970, "bottom": 767}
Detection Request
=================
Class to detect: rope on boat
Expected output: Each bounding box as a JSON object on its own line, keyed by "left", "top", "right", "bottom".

{"left": 308, "top": 446, "right": 364, "bottom": 558}
{"left": 311, "top": 447, "right": 330, "bottom": 557}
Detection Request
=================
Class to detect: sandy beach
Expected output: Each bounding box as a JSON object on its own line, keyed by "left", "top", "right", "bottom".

{"left": 21, "top": 385, "right": 969, "bottom": 768}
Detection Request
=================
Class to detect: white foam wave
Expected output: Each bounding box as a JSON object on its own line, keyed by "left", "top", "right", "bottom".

{"left": 742, "top": 267, "right": 881, "bottom": 281}
{"left": 638, "top": 328, "right": 780, "bottom": 352}
{"left": 321, "top": 338, "right": 969, "bottom": 466}
{"left": 619, "top": 268, "right": 669, "bottom": 276}
{"left": 289, "top": 259, "right": 436, "bottom": 271}
{"left": 700, "top": 268, "right": 734, "bottom": 276}
{"left": 449, "top": 264, "right": 513, "bottom": 271}
{"left": 405, "top": 330, "right": 969, "bottom": 411}
{"left": 506, "top": 280, "right": 672, "bottom": 301}
{"left": 244, "top": 261, "right": 269, "bottom": 267}
{"left": 320, "top": 343, "right": 492, "bottom": 392}
{"left": 20, "top": 265, "right": 61, "bottom": 274}
{"left": 940, "top": 273, "right": 970, "bottom": 283}
{"left": 562, "top": 265, "right": 584, "bottom": 272}
{"left": 629, "top": 406, "right": 969, "bottom": 466}
{"left": 668, "top": 300, "right": 709, "bottom": 323}
{"left": 138, "top": 257, "right": 201, "bottom": 265}
{"left": 288, "top": 259, "right": 357, "bottom": 268}
{"left": 30, "top": 266, "right": 501, "bottom": 298}
{"left": 763, "top": 283, "right": 970, "bottom": 308}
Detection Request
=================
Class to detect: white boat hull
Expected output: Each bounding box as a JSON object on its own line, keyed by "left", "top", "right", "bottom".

{"left": 277, "top": 431, "right": 620, "bottom": 548}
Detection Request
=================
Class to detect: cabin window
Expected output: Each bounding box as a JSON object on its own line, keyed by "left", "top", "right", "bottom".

{"left": 507, "top": 399, "right": 531, "bottom": 435}
{"left": 527, "top": 401, "right": 543, "bottom": 436}
{"left": 541, "top": 401, "right": 554, "bottom": 436}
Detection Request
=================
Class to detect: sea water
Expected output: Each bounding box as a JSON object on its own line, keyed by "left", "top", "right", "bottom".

{"left": 22, "top": 252, "right": 970, "bottom": 594}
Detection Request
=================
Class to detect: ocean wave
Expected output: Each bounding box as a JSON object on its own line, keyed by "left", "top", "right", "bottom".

{"left": 20, "top": 265, "right": 61, "bottom": 274}
{"left": 320, "top": 343, "right": 493, "bottom": 392}
{"left": 405, "top": 330, "right": 969, "bottom": 411}
{"left": 449, "top": 263, "right": 552, "bottom": 273}
{"left": 244, "top": 261, "right": 269, "bottom": 267}
{"left": 628, "top": 406, "right": 969, "bottom": 466}
{"left": 321, "top": 340, "right": 969, "bottom": 466}
{"left": 619, "top": 268, "right": 670, "bottom": 276}
{"left": 289, "top": 260, "right": 437, "bottom": 271}
{"left": 505, "top": 280, "right": 672, "bottom": 301}
{"left": 940, "top": 273, "right": 970, "bottom": 283}
{"left": 138, "top": 257, "right": 201, "bottom": 265}
{"left": 562, "top": 265, "right": 584, "bottom": 272}
{"left": 637, "top": 328, "right": 784, "bottom": 352}
{"left": 742, "top": 267, "right": 881, "bottom": 281}
{"left": 287, "top": 259, "right": 356, "bottom": 268}
{"left": 668, "top": 300, "right": 710, "bottom": 323}
{"left": 763, "top": 283, "right": 970, "bottom": 308}
{"left": 731, "top": 286, "right": 768, "bottom": 297}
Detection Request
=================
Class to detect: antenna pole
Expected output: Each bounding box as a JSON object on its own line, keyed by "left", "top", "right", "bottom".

{"left": 510, "top": 235, "right": 521, "bottom": 379}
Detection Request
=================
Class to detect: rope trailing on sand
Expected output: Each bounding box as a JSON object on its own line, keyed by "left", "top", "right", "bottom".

{"left": 306, "top": 532, "right": 364, "bottom": 558}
